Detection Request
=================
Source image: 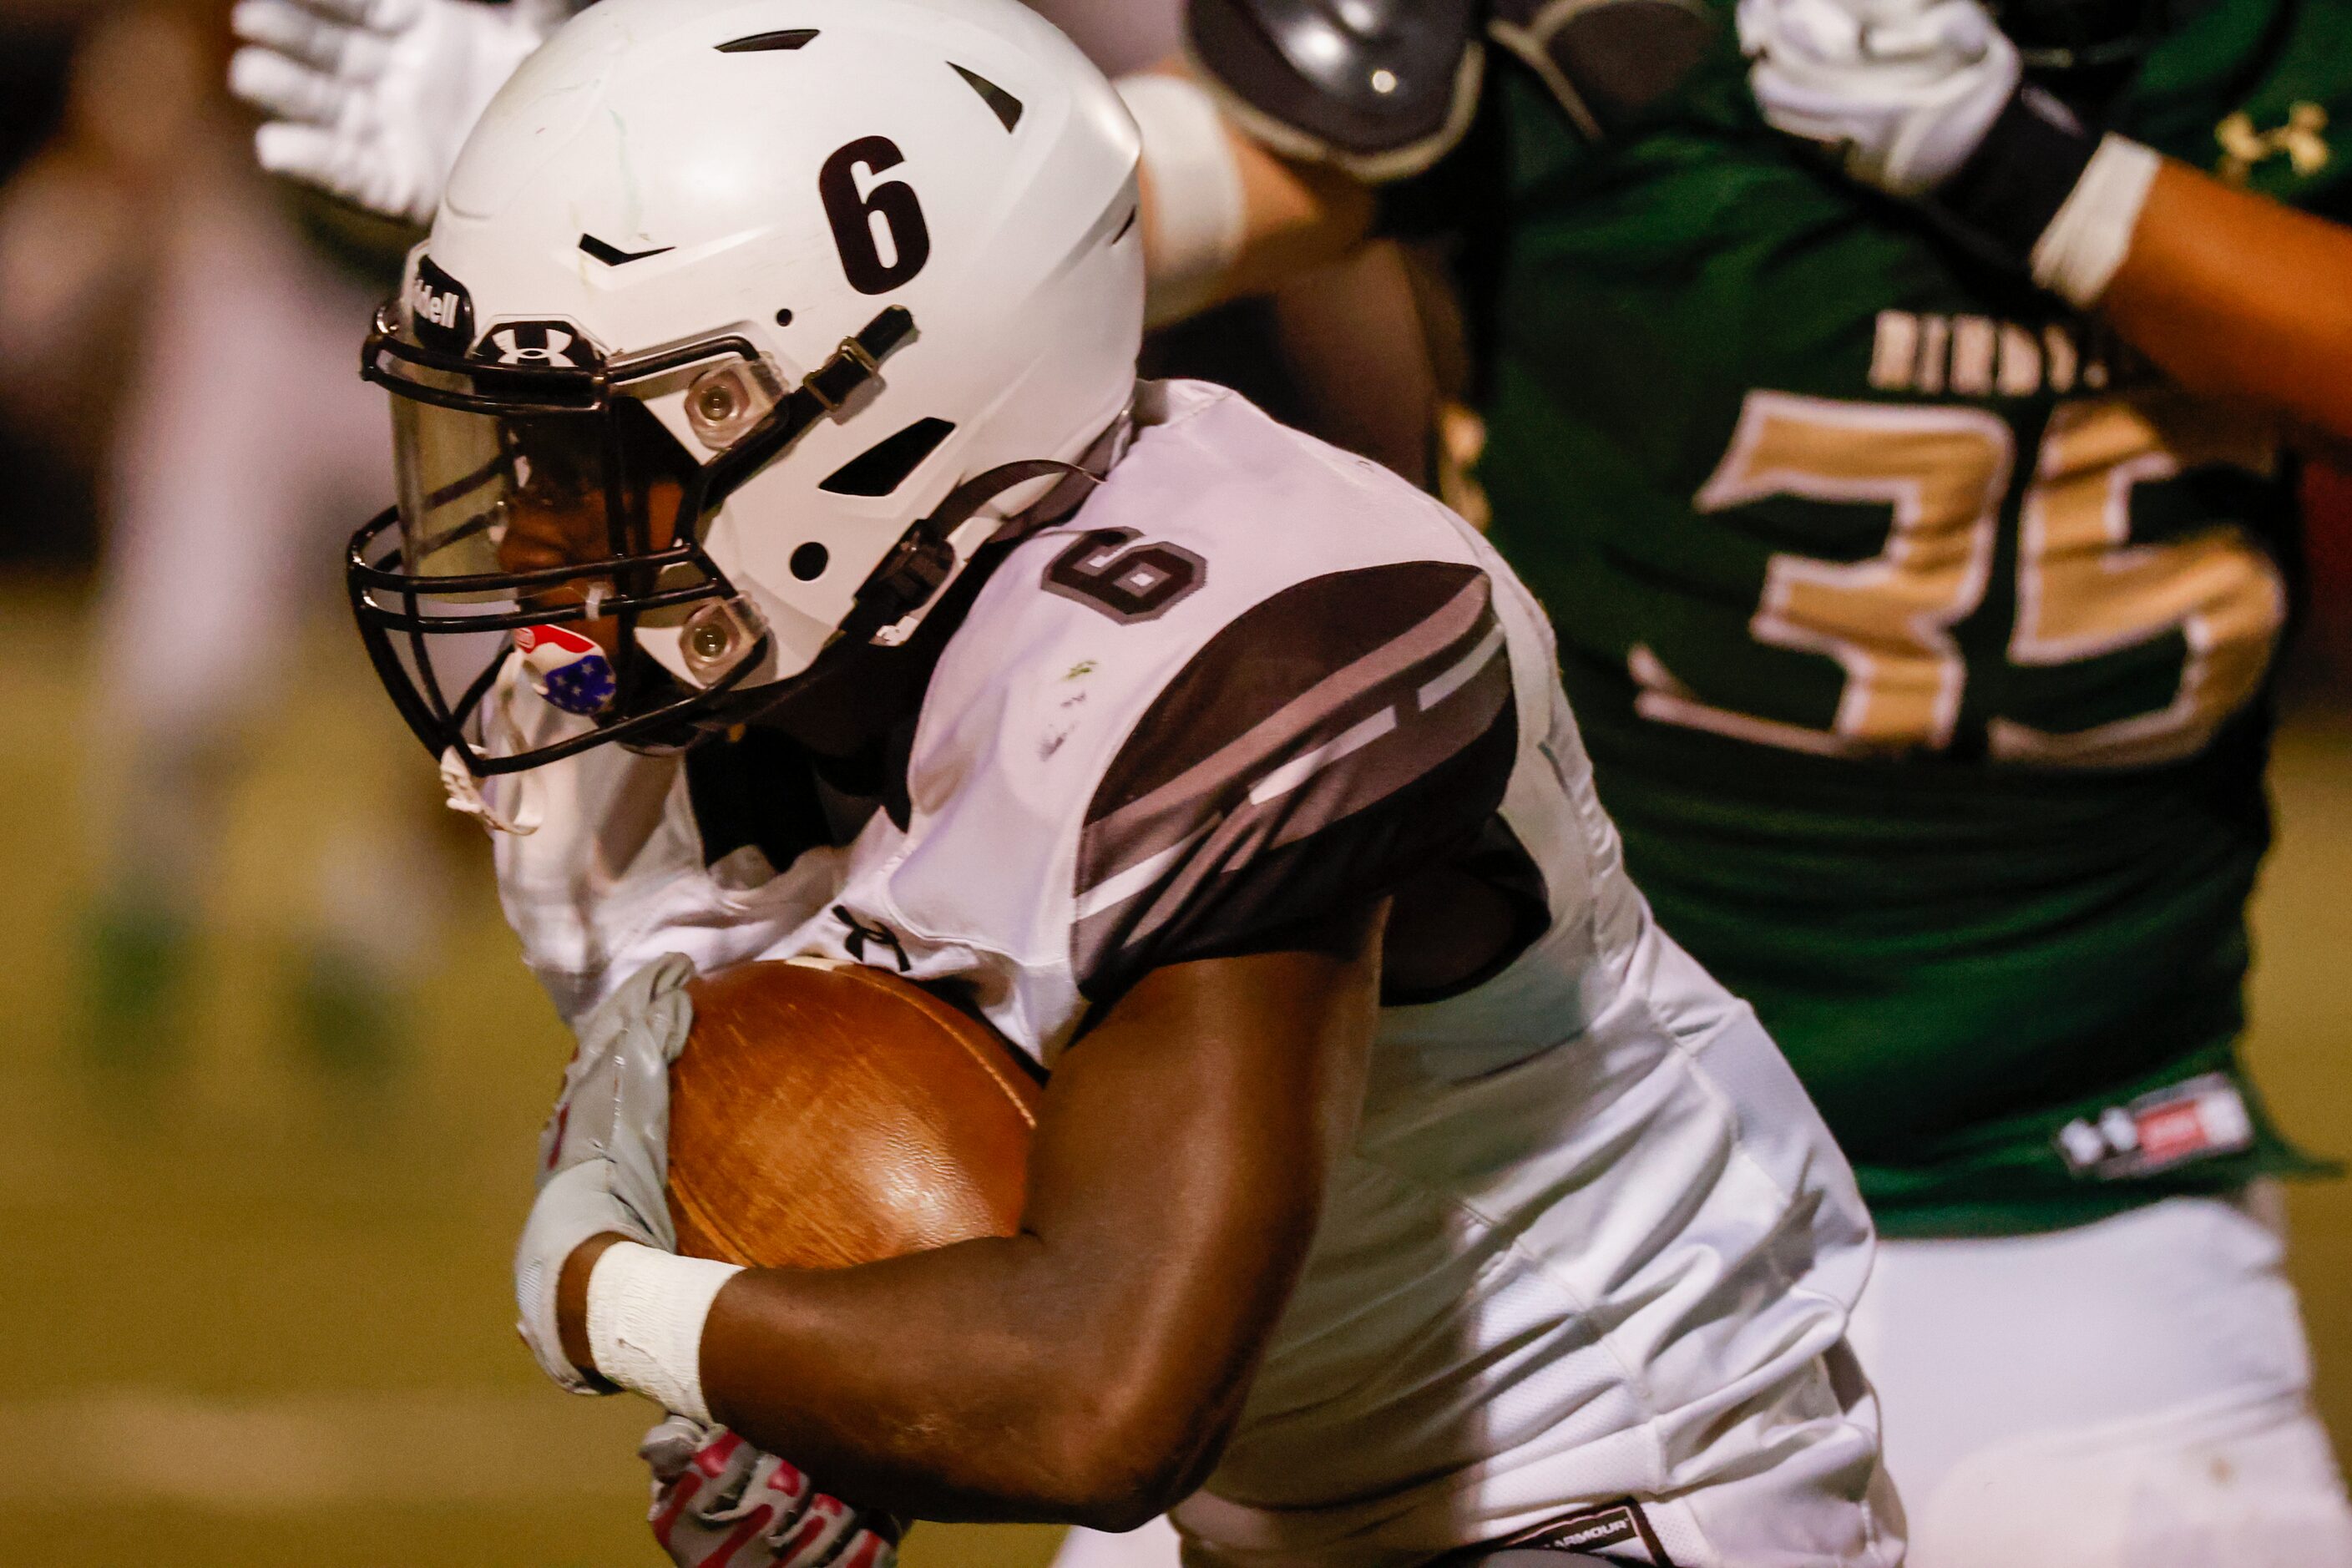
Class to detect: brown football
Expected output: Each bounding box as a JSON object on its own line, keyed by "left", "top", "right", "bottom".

{"left": 667, "top": 959, "right": 1042, "bottom": 1271}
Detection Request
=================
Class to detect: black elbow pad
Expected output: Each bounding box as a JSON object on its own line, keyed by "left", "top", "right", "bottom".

{"left": 1186, "top": 0, "right": 1722, "bottom": 180}
{"left": 1185, "top": 0, "right": 1488, "bottom": 182}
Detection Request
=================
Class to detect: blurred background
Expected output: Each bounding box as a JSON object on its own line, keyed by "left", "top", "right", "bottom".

{"left": 0, "top": 0, "right": 2344, "bottom": 1562}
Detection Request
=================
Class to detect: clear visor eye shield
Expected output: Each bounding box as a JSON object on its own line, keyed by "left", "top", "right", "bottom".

{"left": 348, "top": 299, "right": 916, "bottom": 776}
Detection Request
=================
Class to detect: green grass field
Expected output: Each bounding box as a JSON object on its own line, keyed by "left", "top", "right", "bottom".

{"left": 0, "top": 579, "right": 2342, "bottom": 1564}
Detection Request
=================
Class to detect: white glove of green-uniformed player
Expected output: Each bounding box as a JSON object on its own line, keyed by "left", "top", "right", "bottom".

{"left": 1737, "top": 0, "right": 2163, "bottom": 305}
{"left": 228, "top": 0, "right": 557, "bottom": 225}
{"left": 1736, "top": 0, "right": 2019, "bottom": 195}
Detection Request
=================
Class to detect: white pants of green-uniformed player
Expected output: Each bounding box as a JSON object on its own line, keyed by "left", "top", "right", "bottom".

{"left": 1847, "top": 1182, "right": 2352, "bottom": 1567}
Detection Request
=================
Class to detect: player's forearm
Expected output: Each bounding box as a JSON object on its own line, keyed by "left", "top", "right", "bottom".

{"left": 1737, "top": 0, "right": 2352, "bottom": 448}
{"left": 1211, "top": 134, "right": 1375, "bottom": 300}
{"left": 692, "top": 1231, "right": 1239, "bottom": 1526}
{"left": 1123, "top": 65, "right": 1373, "bottom": 324}
{"left": 562, "top": 1176, "right": 1247, "bottom": 1524}
{"left": 2101, "top": 160, "right": 2352, "bottom": 446}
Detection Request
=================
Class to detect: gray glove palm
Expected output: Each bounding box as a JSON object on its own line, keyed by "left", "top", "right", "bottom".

{"left": 514, "top": 953, "right": 694, "bottom": 1393}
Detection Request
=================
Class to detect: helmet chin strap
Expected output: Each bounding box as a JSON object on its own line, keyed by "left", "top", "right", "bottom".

{"left": 439, "top": 661, "right": 551, "bottom": 833}
{"left": 842, "top": 443, "right": 1114, "bottom": 647}
{"left": 985, "top": 405, "right": 1136, "bottom": 543}
{"left": 657, "top": 408, "right": 1133, "bottom": 750}
{"left": 442, "top": 745, "right": 545, "bottom": 834}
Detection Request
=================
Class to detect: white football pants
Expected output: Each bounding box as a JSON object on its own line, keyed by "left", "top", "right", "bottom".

{"left": 1848, "top": 1183, "right": 2352, "bottom": 1568}
{"left": 1054, "top": 1185, "right": 2351, "bottom": 1568}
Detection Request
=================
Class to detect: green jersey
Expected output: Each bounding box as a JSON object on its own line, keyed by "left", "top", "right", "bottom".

{"left": 1427, "top": 0, "right": 2352, "bottom": 1233}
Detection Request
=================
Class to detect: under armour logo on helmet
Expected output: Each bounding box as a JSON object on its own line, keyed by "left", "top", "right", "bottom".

{"left": 487, "top": 324, "right": 584, "bottom": 367}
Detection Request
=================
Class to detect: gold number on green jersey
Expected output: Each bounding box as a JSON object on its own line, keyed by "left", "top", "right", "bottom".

{"left": 1635, "top": 392, "right": 2011, "bottom": 756}
{"left": 1635, "top": 389, "right": 2284, "bottom": 766}
{"left": 1994, "top": 394, "right": 2285, "bottom": 766}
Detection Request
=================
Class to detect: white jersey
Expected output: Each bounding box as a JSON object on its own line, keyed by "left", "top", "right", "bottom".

{"left": 484, "top": 381, "right": 1898, "bottom": 1567}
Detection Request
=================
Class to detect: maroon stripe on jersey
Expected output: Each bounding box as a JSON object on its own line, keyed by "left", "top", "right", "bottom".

{"left": 1264, "top": 644, "right": 1510, "bottom": 857}
{"left": 1103, "top": 651, "right": 1513, "bottom": 960}
{"left": 1085, "top": 564, "right": 1492, "bottom": 871}
{"left": 1072, "top": 563, "right": 1517, "bottom": 999}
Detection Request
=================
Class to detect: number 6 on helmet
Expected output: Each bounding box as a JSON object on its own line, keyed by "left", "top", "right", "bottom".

{"left": 346, "top": 0, "right": 1146, "bottom": 776}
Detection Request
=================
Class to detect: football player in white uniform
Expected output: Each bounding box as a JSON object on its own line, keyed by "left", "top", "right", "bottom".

{"left": 345, "top": 0, "right": 1900, "bottom": 1562}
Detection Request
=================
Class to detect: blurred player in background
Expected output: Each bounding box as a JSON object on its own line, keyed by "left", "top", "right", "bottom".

{"left": 0, "top": 0, "right": 463, "bottom": 1072}
{"left": 0, "top": 2, "right": 154, "bottom": 570}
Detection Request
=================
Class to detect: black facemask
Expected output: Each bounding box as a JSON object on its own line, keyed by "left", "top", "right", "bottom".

{"left": 348, "top": 298, "right": 916, "bottom": 776}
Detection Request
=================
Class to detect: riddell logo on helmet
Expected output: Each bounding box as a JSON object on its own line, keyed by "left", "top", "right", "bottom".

{"left": 410, "top": 255, "right": 476, "bottom": 355}
{"left": 412, "top": 281, "right": 463, "bottom": 328}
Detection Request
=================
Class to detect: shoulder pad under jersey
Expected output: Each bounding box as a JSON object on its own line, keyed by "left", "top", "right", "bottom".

{"left": 1186, "top": 0, "right": 1725, "bottom": 178}
{"left": 1185, "top": 0, "right": 1487, "bottom": 182}
{"left": 1487, "top": 0, "right": 1721, "bottom": 143}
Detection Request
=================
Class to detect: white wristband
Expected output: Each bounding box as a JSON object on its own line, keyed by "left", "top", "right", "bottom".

{"left": 2030, "top": 134, "right": 2162, "bottom": 310}
{"left": 1115, "top": 73, "right": 1247, "bottom": 328}
{"left": 585, "top": 1242, "right": 745, "bottom": 1424}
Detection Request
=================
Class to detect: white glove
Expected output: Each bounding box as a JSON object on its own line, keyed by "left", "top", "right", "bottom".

{"left": 228, "top": 0, "right": 558, "bottom": 225}
{"left": 514, "top": 953, "right": 695, "bottom": 1393}
{"left": 641, "top": 1417, "right": 902, "bottom": 1568}
{"left": 1737, "top": 0, "right": 2021, "bottom": 195}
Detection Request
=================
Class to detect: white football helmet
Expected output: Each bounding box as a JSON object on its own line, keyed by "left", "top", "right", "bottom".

{"left": 348, "top": 0, "right": 1143, "bottom": 773}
